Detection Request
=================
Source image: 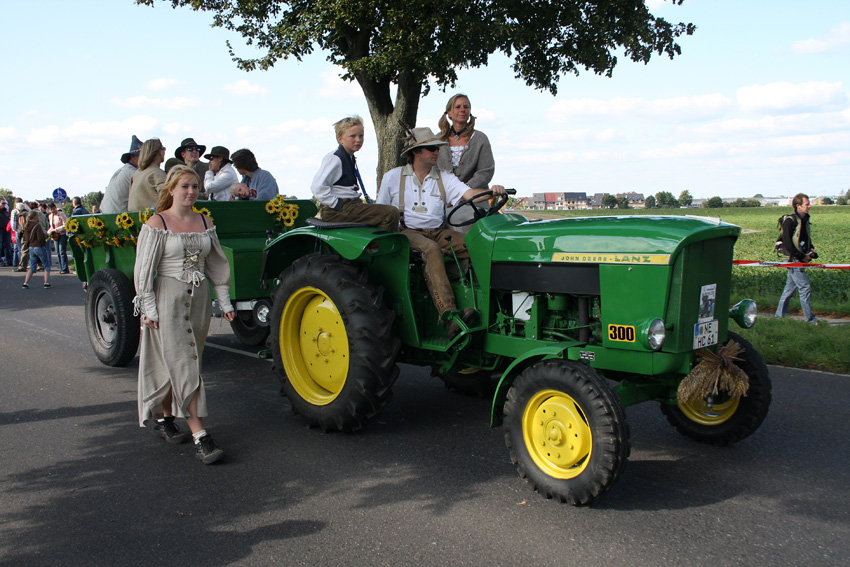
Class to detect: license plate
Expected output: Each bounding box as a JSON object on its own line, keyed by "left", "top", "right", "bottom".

{"left": 693, "top": 320, "right": 718, "bottom": 349}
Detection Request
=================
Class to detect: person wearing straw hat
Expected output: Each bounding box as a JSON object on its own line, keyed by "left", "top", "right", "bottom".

{"left": 202, "top": 146, "right": 239, "bottom": 201}
{"left": 377, "top": 126, "right": 505, "bottom": 339}
{"left": 101, "top": 135, "right": 143, "bottom": 214}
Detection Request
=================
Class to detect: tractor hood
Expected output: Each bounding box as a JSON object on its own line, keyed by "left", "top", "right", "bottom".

{"left": 470, "top": 213, "right": 741, "bottom": 265}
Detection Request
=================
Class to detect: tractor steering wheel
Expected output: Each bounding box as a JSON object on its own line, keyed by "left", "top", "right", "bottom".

{"left": 446, "top": 189, "right": 513, "bottom": 228}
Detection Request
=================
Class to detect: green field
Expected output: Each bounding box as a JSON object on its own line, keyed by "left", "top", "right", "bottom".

{"left": 528, "top": 205, "right": 850, "bottom": 317}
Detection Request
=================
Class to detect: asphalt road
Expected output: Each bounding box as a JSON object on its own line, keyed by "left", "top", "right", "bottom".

{"left": 1, "top": 267, "right": 848, "bottom": 566}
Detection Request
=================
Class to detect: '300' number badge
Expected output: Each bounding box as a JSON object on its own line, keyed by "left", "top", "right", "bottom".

{"left": 608, "top": 324, "right": 636, "bottom": 343}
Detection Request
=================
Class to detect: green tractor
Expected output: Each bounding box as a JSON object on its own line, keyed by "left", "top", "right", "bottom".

{"left": 72, "top": 195, "right": 770, "bottom": 505}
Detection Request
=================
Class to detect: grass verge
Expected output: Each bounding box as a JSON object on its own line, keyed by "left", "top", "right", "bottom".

{"left": 737, "top": 316, "right": 850, "bottom": 375}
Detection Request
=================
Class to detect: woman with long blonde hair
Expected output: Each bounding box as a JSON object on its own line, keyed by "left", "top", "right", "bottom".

{"left": 134, "top": 164, "right": 235, "bottom": 464}
{"left": 129, "top": 138, "right": 167, "bottom": 211}
{"left": 437, "top": 94, "right": 495, "bottom": 190}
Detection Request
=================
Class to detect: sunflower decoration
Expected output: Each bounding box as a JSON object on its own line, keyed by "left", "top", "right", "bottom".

{"left": 87, "top": 216, "right": 106, "bottom": 233}
{"left": 65, "top": 218, "right": 81, "bottom": 234}
{"left": 115, "top": 212, "right": 135, "bottom": 230}
{"left": 138, "top": 208, "right": 155, "bottom": 224}
{"left": 268, "top": 196, "right": 299, "bottom": 231}
{"left": 105, "top": 236, "right": 124, "bottom": 248}
{"left": 192, "top": 206, "right": 213, "bottom": 222}
{"left": 74, "top": 236, "right": 94, "bottom": 248}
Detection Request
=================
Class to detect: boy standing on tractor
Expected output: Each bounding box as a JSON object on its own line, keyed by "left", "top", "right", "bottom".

{"left": 775, "top": 193, "right": 819, "bottom": 324}
{"left": 377, "top": 127, "right": 505, "bottom": 339}
{"left": 310, "top": 115, "right": 399, "bottom": 231}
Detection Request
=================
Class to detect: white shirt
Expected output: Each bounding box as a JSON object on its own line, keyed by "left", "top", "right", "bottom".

{"left": 310, "top": 151, "right": 361, "bottom": 207}
{"left": 377, "top": 165, "right": 470, "bottom": 230}
{"left": 204, "top": 162, "right": 239, "bottom": 201}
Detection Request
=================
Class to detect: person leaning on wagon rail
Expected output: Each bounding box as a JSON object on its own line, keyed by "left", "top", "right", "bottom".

{"left": 229, "top": 148, "right": 279, "bottom": 201}
{"left": 437, "top": 93, "right": 495, "bottom": 191}
{"left": 101, "top": 135, "right": 142, "bottom": 214}
{"left": 203, "top": 146, "right": 240, "bottom": 202}
{"left": 310, "top": 115, "right": 399, "bottom": 231}
{"left": 377, "top": 127, "right": 505, "bottom": 339}
{"left": 134, "top": 164, "right": 235, "bottom": 465}
{"left": 128, "top": 138, "right": 167, "bottom": 212}
{"left": 775, "top": 193, "right": 819, "bottom": 325}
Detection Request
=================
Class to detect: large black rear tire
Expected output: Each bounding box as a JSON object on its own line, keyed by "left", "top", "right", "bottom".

{"left": 661, "top": 332, "right": 771, "bottom": 445}
{"left": 504, "top": 360, "right": 630, "bottom": 506}
{"left": 270, "top": 253, "right": 399, "bottom": 432}
{"left": 85, "top": 269, "right": 140, "bottom": 367}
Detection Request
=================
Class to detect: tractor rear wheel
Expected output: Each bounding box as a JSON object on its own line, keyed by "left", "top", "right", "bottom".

{"left": 504, "top": 359, "right": 630, "bottom": 505}
{"left": 85, "top": 269, "right": 140, "bottom": 367}
{"left": 270, "top": 253, "right": 399, "bottom": 432}
{"left": 661, "top": 332, "right": 771, "bottom": 445}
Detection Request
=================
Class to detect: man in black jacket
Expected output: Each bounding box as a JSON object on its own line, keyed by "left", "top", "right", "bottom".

{"left": 775, "top": 193, "right": 819, "bottom": 324}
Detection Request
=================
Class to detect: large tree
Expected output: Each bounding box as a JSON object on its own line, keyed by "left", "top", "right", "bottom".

{"left": 138, "top": 0, "right": 694, "bottom": 184}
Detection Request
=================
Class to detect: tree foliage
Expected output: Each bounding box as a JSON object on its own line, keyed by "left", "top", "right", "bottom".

{"left": 0, "top": 188, "right": 14, "bottom": 203}
{"left": 678, "top": 189, "right": 692, "bottom": 207}
{"left": 703, "top": 196, "right": 723, "bottom": 208}
{"left": 616, "top": 196, "right": 630, "bottom": 209}
{"left": 644, "top": 194, "right": 656, "bottom": 209}
{"left": 601, "top": 194, "right": 618, "bottom": 209}
{"left": 655, "top": 191, "right": 678, "bottom": 208}
{"left": 137, "top": 0, "right": 695, "bottom": 183}
{"left": 822, "top": 196, "right": 834, "bottom": 205}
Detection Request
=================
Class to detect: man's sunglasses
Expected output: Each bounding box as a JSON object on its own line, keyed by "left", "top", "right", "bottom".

{"left": 184, "top": 147, "right": 203, "bottom": 153}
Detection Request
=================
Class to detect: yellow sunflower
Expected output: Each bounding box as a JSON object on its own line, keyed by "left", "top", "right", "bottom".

{"left": 87, "top": 217, "right": 105, "bottom": 231}
{"left": 116, "top": 212, "right": 135, "bottom": 229}
{"left": 65, "top": 218, "right": 81, "bottom": 233}
{"left": 139, "top": 208, "right": 154, "bottom": 224}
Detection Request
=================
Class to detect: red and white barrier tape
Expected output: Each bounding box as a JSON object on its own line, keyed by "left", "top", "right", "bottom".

{"left": 733, "top": 260, "right": 850, "bottom": 269}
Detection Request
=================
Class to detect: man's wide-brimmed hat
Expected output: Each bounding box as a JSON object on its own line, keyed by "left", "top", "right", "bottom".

{"left": 204, "top": 146, "right": 230, "bottom": 162}
{"left": 400, "top": 127, "right": 447, "bottom": 156}
{"left": 175, "top": 138, "right": 206, "bottom": 160}
{"left": 120, "top": 135, "right": 143, "bottom": 164}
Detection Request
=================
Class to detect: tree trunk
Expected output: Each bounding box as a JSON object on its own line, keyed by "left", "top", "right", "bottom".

{"left": 356, "top": 72, "right": 422, "bottom": 194}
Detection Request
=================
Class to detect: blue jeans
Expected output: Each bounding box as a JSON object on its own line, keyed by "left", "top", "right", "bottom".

{"left": 28, "top": 246, "right": 51, "bottom": 273}
{"left": 775, "top": 267, "right": 816, "bottom": 322}
{"left": 55, "top": 233, "right": 68, "bottom": 271}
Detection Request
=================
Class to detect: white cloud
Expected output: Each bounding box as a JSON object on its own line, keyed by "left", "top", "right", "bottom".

{"left": 737, "top": 81, "right": 848, "bottom": 114}
{"left": 145, "top": 78, "right": 180, "bottom": 91}
{"left": 27, "top": 125, "right": 61, "bottom": 145}
{"left": 223, "top": 80, "right": 269, "bottom": 96}
{"left": 0, "top": 126, "right": 18, "bottom": 141}
{"left": 235, "top": 118, "right": 332, "bottom": 144}
{"left": 109, "top": 95, "right": 200, "bottom": 110}
{"left": 316, "top": 69, "right": 362, "bottom": 100}
{"left": 547, "top": 94, "right": 732, "bottom": 123}
{"left": 790, "top": 22, "right": 850, "bottom": 54}
{"left": 691, "top": 111, "right": 850, "bottom": 137}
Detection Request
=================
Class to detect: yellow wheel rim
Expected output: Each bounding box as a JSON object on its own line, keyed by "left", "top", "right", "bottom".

{"left": 280, "top": 286, "right": 349, "bottom": 405}
{"left": 678, "top": 396, "right": 740, "bottom": 426}
{"left": 522, "top": 389, "right": 592, "bottom": 479}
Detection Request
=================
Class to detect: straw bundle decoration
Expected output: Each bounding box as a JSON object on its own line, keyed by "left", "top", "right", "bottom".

{"left": 677, "top": 340, "right": 750, "bottom": 404}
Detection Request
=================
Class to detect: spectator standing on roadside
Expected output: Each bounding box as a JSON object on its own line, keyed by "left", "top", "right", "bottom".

{"left": 47, "top": 202, "right": 70, "bottom": 273}
{"left": 71, "top": 197, "right": 88, "bottom": 216}
{"left": 21, "top": 211, "right": 51, "bottom": 289}
{"left": 101, "top": 135, "right": 143, "bottom": 214}
{"left": 11, "top": 199, "right": 30, "bottom": 270}
{"left": 203, "top": 146, "right": 239, "bottom": 201}
{"left": 0, "top": 199, "right": 11, "bottom": 266}
{"left": 775, "top": 193, "right": 819, "bottom": 325}
{"left": 229, "top": 149, "right": 279, "bottom": 200}
{"left": 175, "top": 138, "right": 209, "bottom": 193}
{"left": 129, "top": 138, "right": 167, "bottom": 211}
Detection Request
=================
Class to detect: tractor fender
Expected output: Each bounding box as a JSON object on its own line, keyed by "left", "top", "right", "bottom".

{"left": 490, "top": 343, "right": 574, "bottom": 428}
{"left": 262, "top": 226, "right": 408, "bottom": 282}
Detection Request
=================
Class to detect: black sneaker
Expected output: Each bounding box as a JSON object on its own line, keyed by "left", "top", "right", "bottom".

{"left": 195, "top": 434, "right": 225, "bottom": 465}
{"left": 155, "top": 417, "right": 188, "bottom": 444}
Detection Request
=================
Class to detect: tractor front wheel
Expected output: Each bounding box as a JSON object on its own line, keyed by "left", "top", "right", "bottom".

{"left": 84, "top": 269, "right": 140, "bottom": 367}
{"left": 661, "top": 332, "right": 771, "bottom": 445}
{"left": 270, "top": 253, "right": 399, "bottom": 432}
{"left": 504, "top": 360, "right": 630, "bottom": 505}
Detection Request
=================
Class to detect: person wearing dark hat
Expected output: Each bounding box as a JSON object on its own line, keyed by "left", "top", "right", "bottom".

{"left": 376, "top": 127, "right": 505, "bottom": 339}
{"left": 203, "top": 146, "right": 239, "bottom": 201}
{"left": 101, "top": 135, "right": 143, "bottom": 214}
{"left": 175, "top": 137, "right": 209, "bottom": 192}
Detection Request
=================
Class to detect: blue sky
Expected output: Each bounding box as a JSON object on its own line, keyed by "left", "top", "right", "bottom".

{"left": 1, "top": 0, "right": 848, "bottom": 203}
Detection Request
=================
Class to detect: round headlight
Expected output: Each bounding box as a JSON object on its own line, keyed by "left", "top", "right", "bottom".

{"left": 730, "top": 299, "right": 758, "bottom": 329}
{"left": 647, "top": 318, "right": 666, "bottom": 350}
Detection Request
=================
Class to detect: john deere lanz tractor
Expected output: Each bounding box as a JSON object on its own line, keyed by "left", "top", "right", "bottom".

{"left": 74, "top": 195, "right": 769, "bottom": 505}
